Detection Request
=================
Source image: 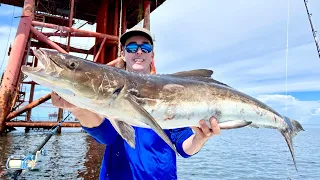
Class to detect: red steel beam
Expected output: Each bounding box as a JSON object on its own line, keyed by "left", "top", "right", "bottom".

{"left": 6, "top": 93, "right": 51, "bottom": 120}
{"left": 32, "top": 21, "right": 118, "bottom": 41}
{"left": 5, "top": 121, "right": 81, "bottom": 127}
{"left": 94, "top": 37, "right": 107, "bottom": 62}
{"left": 26, "top": 55, "right": 38, "bottom": 122}
{"left": 42, "top": 32, "right": 109, "bottom": 39}
{"left": 57, "top": 108, "right": 63, "bottom": 133}
{"left": 104, "top": 1, "right": 117, "bottom": 64}
{"left": 95, "top": 0, "right": 109, "bottom": 64}
{"left": 143, "top": 0, "right": 151, "bottom": 30}
{"left": 111, "top": 0, "right": 119, "bottom": 60}
{"left": 31, "top": 41, "right": 89, "bottom": 54}
{"left": 122, "top": 1, "right": 127, "bottom": 33}
{"left": 67, "top": 0, "right": 75, "bottom": 52}
{"left": 0, "top": 0, "right": 34, "bottom": 134}
{"left": 143, "top": 0, "right": 155, "bottom": 74}
{"left": 31, "top": 26, "right": 68, "bottom": 54}
{"left": 88, "top": 38, "right": 104, "bottom": 55}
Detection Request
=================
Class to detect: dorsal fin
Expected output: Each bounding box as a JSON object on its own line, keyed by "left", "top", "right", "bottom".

{"left": 172, "top": 69, "right": 213, "bottom": 77}
{"left": 169, "top": 69, "right": 231, "bottom": 88}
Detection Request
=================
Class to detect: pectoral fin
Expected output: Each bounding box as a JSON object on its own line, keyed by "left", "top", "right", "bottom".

{"left": 218, "top": 120, "right": 252, "bottom": 129}
{"left": 109, "top": 118, "right": 136, "bottom": 148}
{"left": 124, "top": 93, "right": 178, "bottom": 154}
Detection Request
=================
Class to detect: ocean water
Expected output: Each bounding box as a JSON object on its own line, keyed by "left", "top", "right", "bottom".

{"left": 0, "top": 124, "right": 318, "bottom": 180}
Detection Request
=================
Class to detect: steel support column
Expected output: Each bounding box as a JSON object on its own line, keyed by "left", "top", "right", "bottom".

{"left": 95, "top": 0, "right": 109, "bottom": 64}
{"left": 122, "top": 1, "right": 127, "bottom": 33}
{"left": 67, "top": 0, "right": 75, "bottom": 52}
{"left": 143, "top": 0, "right": 150, "bottom": 30}
{"left": 111, "top": 0, "right": 120, "bottom": 60}
{"left": 0, "top": 0, "right": 34, "bottom": 134}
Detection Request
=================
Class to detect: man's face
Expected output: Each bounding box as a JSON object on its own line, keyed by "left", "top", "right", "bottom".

{"left": 123, "top": 35, "right": 154, "bottom": 74}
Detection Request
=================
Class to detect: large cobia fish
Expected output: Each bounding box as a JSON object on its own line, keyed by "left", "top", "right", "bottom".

{"left": 22, "top": 49, "right": 304, "bottom": 170}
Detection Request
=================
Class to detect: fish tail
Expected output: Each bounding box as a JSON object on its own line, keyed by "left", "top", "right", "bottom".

{"left": 281, "top": 116, "right": 305, "bottom": 171}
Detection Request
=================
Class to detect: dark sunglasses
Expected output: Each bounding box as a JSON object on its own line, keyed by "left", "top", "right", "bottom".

{"left": 125, "top": 43, "right": 153, "bottom": 53}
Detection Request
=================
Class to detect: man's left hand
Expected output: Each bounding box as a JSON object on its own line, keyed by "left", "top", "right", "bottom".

{"left": 191, "top": 116, "right": 221, "bottom": 142}
{"left": 183, "top": 116, "right": 221, "bottom": 155}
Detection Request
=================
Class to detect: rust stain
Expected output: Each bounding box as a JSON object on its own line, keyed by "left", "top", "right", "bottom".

{"left": 0, "top": 88, "right": 17, "bottom": 133}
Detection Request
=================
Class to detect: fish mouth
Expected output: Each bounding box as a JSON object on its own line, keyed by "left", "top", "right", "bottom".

{"left": 21, "top": 49, "right": 63, "bottom": 77}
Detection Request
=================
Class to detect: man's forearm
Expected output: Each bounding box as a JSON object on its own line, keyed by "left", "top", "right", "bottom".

{"left": 182, "top": 134, "right": 209, "bottom": 155}
{"left": 69, "top": 108, "right": 104, "bottom": 128}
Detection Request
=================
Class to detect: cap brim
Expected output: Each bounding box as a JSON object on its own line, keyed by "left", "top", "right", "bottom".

{"left": 120, "top": 30, "right": 153, "bottom": 45}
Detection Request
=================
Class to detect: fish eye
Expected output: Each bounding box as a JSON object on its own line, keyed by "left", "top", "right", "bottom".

{"left": 67, "top": 61, "right": 78, "bottom": 70}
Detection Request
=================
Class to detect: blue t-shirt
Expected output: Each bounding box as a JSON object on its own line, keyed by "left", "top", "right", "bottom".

{"left": 82, "top": 118, "right": 194, "bottom": 180}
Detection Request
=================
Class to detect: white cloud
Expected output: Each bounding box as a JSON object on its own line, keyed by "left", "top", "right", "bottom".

{"left": 313, "top": 108, "right": 320, "bottom": 116}
{"left": 256, "top": 94, "right": 320, "bottom": 124}
{"left": 148, "top": 0, "right": 320, "bottom": 95}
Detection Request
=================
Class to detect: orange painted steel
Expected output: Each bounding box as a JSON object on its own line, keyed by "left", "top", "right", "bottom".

{"left": 0, "top": 0, "right": 34, "bottom": 134}
{"left": 6, "top": 93, "right": 51, "bottom": 120}
{"left": 5, "top": 121, "right": 81, "bottom": 128}
{"left": 32, "top": 21, "right": 118, "bottom": 41}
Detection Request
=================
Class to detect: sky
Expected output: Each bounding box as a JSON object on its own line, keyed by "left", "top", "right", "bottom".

{"left": 0, "top": 0, "right": 319, "bottom": 125}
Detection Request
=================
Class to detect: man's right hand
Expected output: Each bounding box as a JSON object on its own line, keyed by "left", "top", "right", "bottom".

{"left": 51, "top": 92, "right": 77, "bottom": 111}
{"left": 51, "top": 92, "right": 104, "bottom": 127}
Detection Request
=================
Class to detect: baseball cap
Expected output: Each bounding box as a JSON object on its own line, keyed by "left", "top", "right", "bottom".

{"left": 120, "top": 26, "right": 153, "bottom": 46}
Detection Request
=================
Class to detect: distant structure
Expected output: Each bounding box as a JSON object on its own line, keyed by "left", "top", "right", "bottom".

{"left": 48, "top": 112, "right": 58, "bottom": 120}
{"left": 0, "top": 0, "right": 165, "bottom": 134}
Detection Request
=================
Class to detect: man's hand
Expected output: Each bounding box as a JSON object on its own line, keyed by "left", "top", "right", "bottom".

{"left": 183, "top": 116, "right": 221, "bottom": 156}
{"left": 107, "top": 56, "right": 125, "bottom": 68}
{"left": 51, "top": 92, "right": 104, "bottom": 127}
{"left": 191, "top": 116, "right": 220, "bottom": 142}
{"left": 51, "top": 92, "right": 77, "bottom": 111}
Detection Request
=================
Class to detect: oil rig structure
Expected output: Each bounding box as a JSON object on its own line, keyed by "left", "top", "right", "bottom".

{"left": 0, "top": 0, "right": 165, "bottom": 134}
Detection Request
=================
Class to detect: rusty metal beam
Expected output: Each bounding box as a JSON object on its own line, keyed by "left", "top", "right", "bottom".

{"left": 26, "top": 55, "right": 38, "bottom": 122}
{"left": 94, "top": 37, "right": 107, "bottom": 62}
{"left": 57, "top": 108, "right": 63, "bottom": 134}
{"left": 5, "top": 121, "right": 81, "bottom": 127}
{"left": 32, "top": 21, "right": 118, "bottom": 41}
{"left": 111, "top": 0, "right": 120, "bottom": 59}
{"left": 122, "top": 1, "right": 127, "bottom": 33}
{"left": 31, "top": 26, "right": 68, "bottom": 54}
{"left": 31, "top": 41, "right": 89, "bottom": 54}
{"left": 104, "top": 0, "right": 117, "bottom": 64}
{"left": 0, "top": 0, "right": 34, "bottom": 134}
{"left": 6, "top": 93, "right": 51, "bottom": 120}
{"left": 143, "top": 0, "right": 150, "bottom": 30}
{"left": 95, "top": 0, "right": 109, "bottom": 64}
{"left": 42, "top": 32, "right": 111, "bottom": 38}
{"left": 67, "top": 0, "right": 75, "bottom": 52}
{"left": 88, "top": 38, "right": 107, "bottom": 55}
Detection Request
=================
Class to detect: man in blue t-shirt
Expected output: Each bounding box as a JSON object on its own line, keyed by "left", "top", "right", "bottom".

{"left": 51, "top": 26, "right": 220, "bottom": 180}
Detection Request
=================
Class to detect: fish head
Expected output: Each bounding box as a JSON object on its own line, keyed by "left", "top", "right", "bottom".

{"left": 21, "top": 49, "right": 126, "bottom": 100}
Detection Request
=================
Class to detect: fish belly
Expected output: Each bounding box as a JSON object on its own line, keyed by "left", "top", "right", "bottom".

{"left": 143, "top": 100, "right": 285, "bottom": 130}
